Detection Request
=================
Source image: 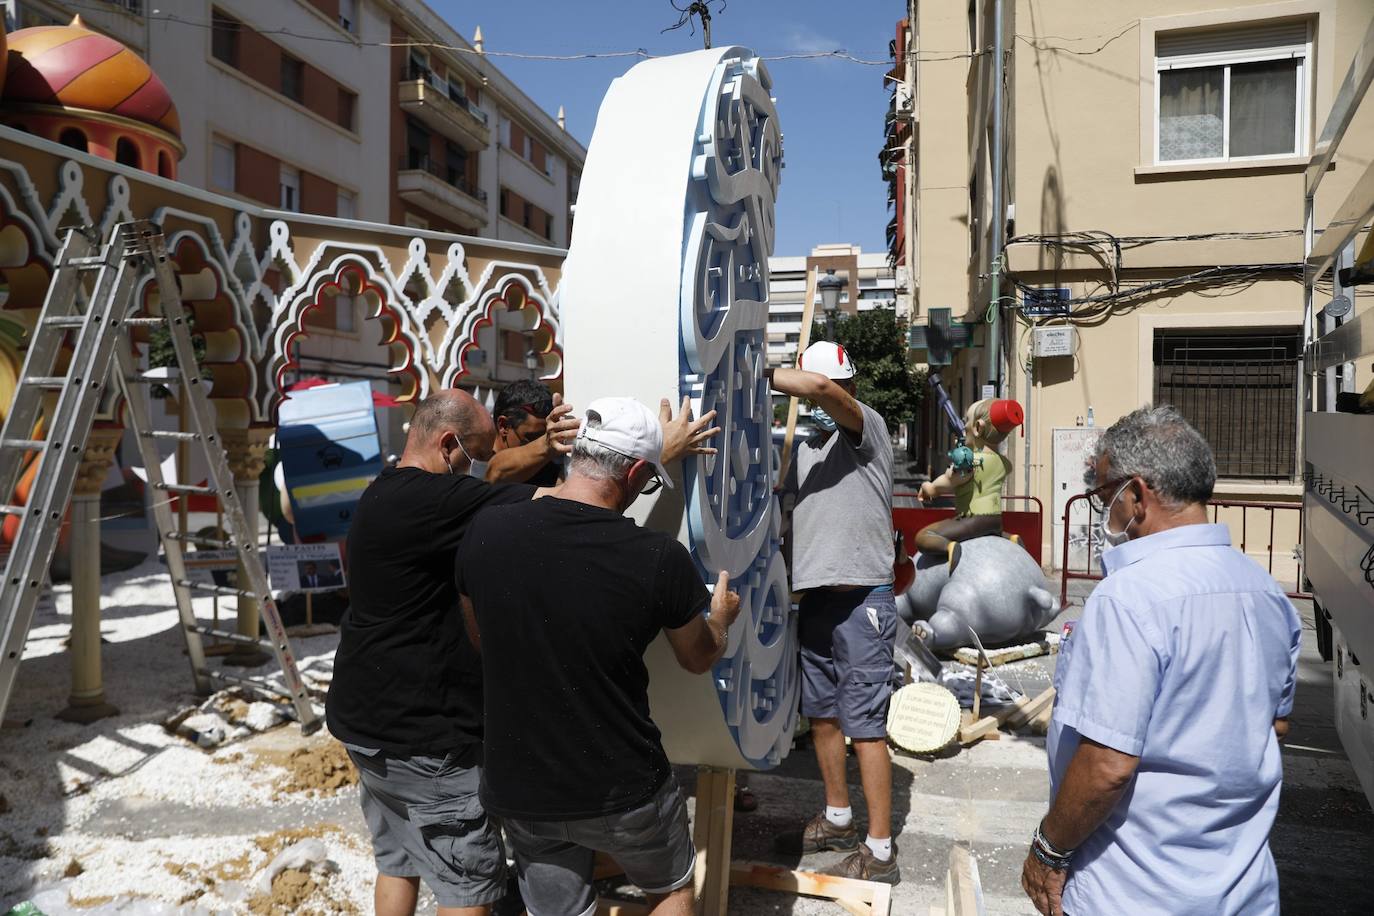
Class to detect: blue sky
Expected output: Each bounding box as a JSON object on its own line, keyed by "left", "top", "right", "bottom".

{"left": 430, "top": 0, "right": 901, "bottom": 256}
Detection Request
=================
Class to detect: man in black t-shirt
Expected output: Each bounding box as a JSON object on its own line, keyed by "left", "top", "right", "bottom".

{"left": 328, "top": 390, "right": 718, "bottom": 916}
{"left": 458, "top": 397, "right": 741, "bottom": 916}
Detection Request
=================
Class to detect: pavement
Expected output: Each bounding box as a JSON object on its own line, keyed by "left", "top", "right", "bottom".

{"left": 3, "top": 565, "right": 1371, "bottom": 914}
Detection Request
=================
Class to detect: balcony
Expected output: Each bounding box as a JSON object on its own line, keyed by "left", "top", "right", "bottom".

{"left": 398, "top": 65, "right": 491, "bottom": 152}
{"left": 396, "top": 153, "right": 489, "bottom": 229}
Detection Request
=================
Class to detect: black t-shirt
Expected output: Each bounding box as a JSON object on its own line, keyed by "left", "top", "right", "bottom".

{"left": 524, "top": 458, "right": 563, "bottom": 489}
{"left": 456, "top": 497, "right": 709, "bottom": 821}
{"left": 325, "top": 466, "right": 534, "bottom": 755}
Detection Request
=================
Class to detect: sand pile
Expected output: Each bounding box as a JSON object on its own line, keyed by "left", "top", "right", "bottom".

{"left": 260, "top": 741, "right": 358, "bottom": 798}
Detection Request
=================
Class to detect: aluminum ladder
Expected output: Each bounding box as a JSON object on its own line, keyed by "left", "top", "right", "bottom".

{"left": 0, "top": 222, "right": 320, "bottom": 732}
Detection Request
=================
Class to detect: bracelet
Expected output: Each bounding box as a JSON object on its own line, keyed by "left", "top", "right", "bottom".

{"left": 1034, "top": 820, "right": 1075, "bottom": 860}
{"left": 1031, "top": 842, "right": 1072, "bottom": 872}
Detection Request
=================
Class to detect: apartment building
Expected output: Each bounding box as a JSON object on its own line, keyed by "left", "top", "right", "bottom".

{"left": 3, "top": 0, "right": 584, "bottom": 245}
{"left": 893, "top": 0, "right": 1374, "bottom": 565}
{"left": 766, "top": 244, "right": 901, "bottom": 370}
{"left": 4, "top": 0, "right": 583, "bottom": 402}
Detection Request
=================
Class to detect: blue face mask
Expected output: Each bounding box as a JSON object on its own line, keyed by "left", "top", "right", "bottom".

{"left": 811, "top": 406, "right": 837, "bottom": 432}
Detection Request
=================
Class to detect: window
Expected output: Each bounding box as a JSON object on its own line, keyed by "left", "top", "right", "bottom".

{"left": 334, "top": 294, "right": 357, "bottom": 332}
{"left": 58, "top": 127, "right": 87, "bottom": 153}
{"left": 211, "top": 137, "right": 235, "bottom": 190}
{"left": 157, "top": 150, "right": 174, "bottom": 179}
{"left": 115, "top": 137, "right": 140, "bottom": 169}
{"left": 1156, "top": 21, "right": 1309, "bottom": 163}
{"left": 1152, "top": 328, "right": 1300, "bottom": 479}
{"left": 279, "top": 165, "right": 301, "bottom": 211}
{"left": 338, "top": 0, "right": 358, "bottom": 34}
{"left": 337, "top": 88, "right": 356, "bottom": 130}
{"left": 336, "top": 189, "right": 356, "bottom": 220}
{"left": 211, "top": 9, "right": 239, "bottom": 67}
{"left": 280, "top": 54, "right": 305, "bottom": 103}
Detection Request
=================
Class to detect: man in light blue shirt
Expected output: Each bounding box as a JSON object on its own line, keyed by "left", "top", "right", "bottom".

{"left": 1021, "top": 405, "right": 1301, "bottom": 916}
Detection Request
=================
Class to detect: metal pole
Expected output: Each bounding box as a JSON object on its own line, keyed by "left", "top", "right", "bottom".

{"left": 987, "top": 0, "right": 1007, "bottom": 395}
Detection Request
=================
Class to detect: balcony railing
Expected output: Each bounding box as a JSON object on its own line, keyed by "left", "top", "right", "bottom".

{"left": 401, "top": 64, "right": 489, "bottom": 125}
{"left": 399, "top": 152, "right": 489, "bottom": 203}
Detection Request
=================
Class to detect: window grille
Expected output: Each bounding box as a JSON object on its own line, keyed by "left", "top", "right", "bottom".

{"left": 1152, "top": 328, "right": 1299, "bottom": 480}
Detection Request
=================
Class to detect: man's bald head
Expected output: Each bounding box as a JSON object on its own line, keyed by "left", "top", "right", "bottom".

{"left": 401, "top": 389, "right": 497, "bottom": 475}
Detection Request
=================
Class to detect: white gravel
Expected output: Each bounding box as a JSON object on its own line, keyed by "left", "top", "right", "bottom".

{"left": 0, "top": 558, "right": 371, "bottom": 913}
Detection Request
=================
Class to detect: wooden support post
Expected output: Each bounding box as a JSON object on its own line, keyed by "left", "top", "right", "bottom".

{"left": 944, "top": 844, "right": 984, "bottom": 915}
{"left": 693, "top": 765, "right": 736, "bottom": 916}
{"left": 778, "top": 266, "right": 821, "bottom": 485}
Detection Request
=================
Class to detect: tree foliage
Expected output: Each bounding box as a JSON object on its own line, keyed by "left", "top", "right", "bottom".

{"left": 811, "top": 307, "right": 925, "bottom": 433}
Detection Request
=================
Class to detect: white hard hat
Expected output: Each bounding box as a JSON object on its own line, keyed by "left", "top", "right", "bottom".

{"left": 798, "top": 341, "right": 855, "bottom": 380}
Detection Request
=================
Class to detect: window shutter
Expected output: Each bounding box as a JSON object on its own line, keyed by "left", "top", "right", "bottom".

{"left": 1157, "top": 19, "right": 1309, "bottom": 68}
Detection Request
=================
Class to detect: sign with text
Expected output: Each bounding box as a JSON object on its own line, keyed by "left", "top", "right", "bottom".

{"left": 266, "top": 543, "right": 346, "bottom": 594}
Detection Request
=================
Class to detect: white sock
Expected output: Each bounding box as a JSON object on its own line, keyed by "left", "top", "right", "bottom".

{"left": 825, "top": 805, "right": 852, "bottom": 828}
{"left": 865, "top": 835, "right": 892, "bottom": 861}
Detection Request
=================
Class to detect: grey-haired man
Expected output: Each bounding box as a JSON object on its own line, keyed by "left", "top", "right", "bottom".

{"left": 458, "top": 397, "right": 738, "bottom": 916}
{"left": 1022, "top": 405, "right": 1301, "bottom": 916}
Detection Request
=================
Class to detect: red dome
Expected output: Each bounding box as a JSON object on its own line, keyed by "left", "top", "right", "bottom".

{"left": 3, "top": 18, "right": 179, "bottom": 138}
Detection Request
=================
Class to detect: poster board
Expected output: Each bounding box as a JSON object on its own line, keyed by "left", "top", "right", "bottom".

{"left": 1051, "top": 427, "right": 1105, "bottom": 571}
{"left": 266, "top": 543, "right": 346, "bottom": 593}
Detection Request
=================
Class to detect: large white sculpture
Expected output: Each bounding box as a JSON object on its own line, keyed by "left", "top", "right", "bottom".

{"left": 562, "top": 47, "right": 793, "bottom": 769}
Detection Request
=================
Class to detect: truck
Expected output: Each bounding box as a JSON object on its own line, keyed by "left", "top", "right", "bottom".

{"left": 1302, "top": 16, "right": 1374, "bottom": 808}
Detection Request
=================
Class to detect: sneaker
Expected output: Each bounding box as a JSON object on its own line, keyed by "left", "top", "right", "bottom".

{"left": 825, "top": 842, "right": 900, "bottom": 885}
{"left": 774, "top": 813, "right": 859, "bottom": 856}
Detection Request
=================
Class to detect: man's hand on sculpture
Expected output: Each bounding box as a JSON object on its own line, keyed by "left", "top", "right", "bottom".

{"left": 712, "top": 569, "right": 742, "bottom": 629}
{"left": 660, "top": 396, "right": 721, "bottom": 464}
{"left": 1020, "top": 850, "right": 1067, "bottom": 916}
{"left": 545, "top": 393, "right": 581, "bottom": 456}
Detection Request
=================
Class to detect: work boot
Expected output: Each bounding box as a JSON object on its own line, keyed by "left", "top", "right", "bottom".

{"left": 774, "top": 813, "right": 859, "bottom": 856}
{"left": 825, "top": 842, "right": 901, "bottom": 885}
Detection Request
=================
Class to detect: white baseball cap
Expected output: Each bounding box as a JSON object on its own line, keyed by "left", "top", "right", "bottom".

{"left": 799, "top": 340, "right": 856, "bottom": 380}
{"left": 576, "top": 397, "right": 674, "bottom": 489}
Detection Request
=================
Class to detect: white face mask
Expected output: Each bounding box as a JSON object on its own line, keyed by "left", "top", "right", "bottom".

{"left": 450, "top": 434, "right": 487, "bottom": 479}
{"left": 1097, "top": 480, "right": 1137, "bottom": 554}
{"left": 811, "top": 406, "right": 837, "bottom": 432}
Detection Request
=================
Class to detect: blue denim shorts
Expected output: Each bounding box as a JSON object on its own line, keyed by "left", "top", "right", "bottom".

{"left": 798, "top": 587, "right": 898, "bottom": 739}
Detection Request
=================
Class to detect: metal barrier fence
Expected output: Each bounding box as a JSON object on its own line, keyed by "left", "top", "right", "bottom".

{"left": 1059, "top": 494, "right": 1310, "bottom": 605}
{"left": 892, "top": 494, "right": 1045, "bottom": 566}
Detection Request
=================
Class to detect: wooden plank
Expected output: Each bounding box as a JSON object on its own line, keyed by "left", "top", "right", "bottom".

{"left": 952, "top": 634, "right": 1058, "bottom": 667}
{"left": 958, "top": 714, "right": 1000, "bottom": 745}
{"left": 730, "top": 861, "right": 881, "bottom": 903}
{"left": 946, "top": 844, "right": 982, "bottom": 916}
{"left": 1000, "top": 687, "right": 1054, "bottom": 732}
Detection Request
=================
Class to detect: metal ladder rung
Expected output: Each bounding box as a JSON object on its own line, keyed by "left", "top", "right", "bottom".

{"left": 202, "top": 670, "right": 297, "bottom": 700}
{"left": 165, "top": 531, "right": 235, "bottom": 548}
{"left": 41, "top": 316, "right": 87, "bottom": 329}
{"left": 174, "top": 579, "right": 261, "bottom": 599}
{"left": 141, "top": 430, "right": 200, "bottom": 441}
{"left": 186, "top": 625, "right": 270, "bottom": 649}
{"left": 122, "top": 317, "right": 166, "bottom": 328}
{"left": 155, "top": 482, "right": 217, "bottom": 496}
{"left": 23, "top": 377, "right": 66, "bottom": 389}
{"left": 1, "top": 439, "right": 47, "bottom": 451}
{"left": 0, "top": 505, "right": 28, "bottom": 517}
{"left": 125, "top": 374, "right": 180, "bottom": 385}
{"left": 63, "top": 255, "right": 109, "bottom": 268}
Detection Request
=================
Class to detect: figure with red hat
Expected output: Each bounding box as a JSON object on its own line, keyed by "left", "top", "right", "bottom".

{"left": 916, "top": 397, "right": 1025, "bottom": 572}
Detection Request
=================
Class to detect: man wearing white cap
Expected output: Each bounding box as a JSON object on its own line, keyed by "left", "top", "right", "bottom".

{"left": 768, "top": 341, "right": 899, "bottom": 885}
{"left": 458, "top": 397, "right": 742, "bottom": 916}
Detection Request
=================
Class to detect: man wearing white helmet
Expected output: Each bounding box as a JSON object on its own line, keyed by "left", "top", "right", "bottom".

{"left": 766, "top": 340, "right": 899, "bottom": 885}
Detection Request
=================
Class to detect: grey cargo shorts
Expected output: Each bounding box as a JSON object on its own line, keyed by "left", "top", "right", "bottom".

{"left": 503, "top": 776, "right": 695, "bottom": 916}
{"left": 346, "top": 743, "right": 505, "bottom": 909}
{"left": 798, "top": 586, "right": 898, "bottom": 739}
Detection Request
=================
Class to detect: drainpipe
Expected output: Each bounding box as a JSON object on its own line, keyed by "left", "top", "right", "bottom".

{"left": 986, "top": 0, "right": 1006, "bottom": 395}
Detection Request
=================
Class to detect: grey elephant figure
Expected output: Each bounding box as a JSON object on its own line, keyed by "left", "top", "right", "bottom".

{"left": 895, "top": 535, "right": 1060, "bottom": 652}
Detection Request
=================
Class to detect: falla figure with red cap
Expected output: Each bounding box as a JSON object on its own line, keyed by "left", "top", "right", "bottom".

{"left": 916, "top": 398, "right": 1025, "bottom": 572}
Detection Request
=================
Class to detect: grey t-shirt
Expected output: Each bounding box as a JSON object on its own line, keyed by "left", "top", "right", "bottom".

{"left": 784, "top": 401, "right": 895, "bottom": 590}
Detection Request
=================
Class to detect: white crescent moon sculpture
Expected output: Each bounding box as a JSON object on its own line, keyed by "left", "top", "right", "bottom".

{"left": 562, "top": 46, "right": 795, "bottom": 770}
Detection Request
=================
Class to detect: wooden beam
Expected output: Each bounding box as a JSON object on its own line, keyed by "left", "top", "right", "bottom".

{"left": 778, "top": 265, "right": 820, "bottom": 485}
{"left": 1000, "top": 687, "right": 1054, "bottom": 732}
{"left": 730, "top": 861, "right": 891, "bottom": 915}
{"left": 945, "top": 845, "right": 983, "bottom": 916}
{"left": 693, "top": 766, "right": 736, "bottom": 916}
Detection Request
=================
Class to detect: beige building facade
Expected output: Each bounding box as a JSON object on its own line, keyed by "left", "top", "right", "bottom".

{"left": 895, "top": 0, "right": 1374, "bottom": 573}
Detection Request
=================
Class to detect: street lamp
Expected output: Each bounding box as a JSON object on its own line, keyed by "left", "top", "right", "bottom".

{"left": 817, "top": 269, "right": 846, "bottom": 339}
{"left": 524, "top": 347, "right": 541, "bottom": 377}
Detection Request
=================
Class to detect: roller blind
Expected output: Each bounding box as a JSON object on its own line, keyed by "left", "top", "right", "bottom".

{"left": 1157, "top": 20, "right": 1309, "bottom": 69}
